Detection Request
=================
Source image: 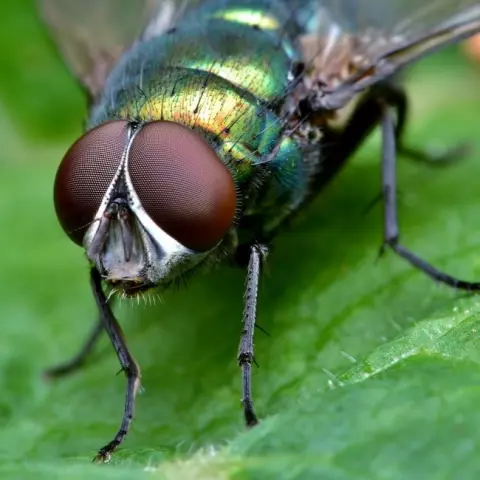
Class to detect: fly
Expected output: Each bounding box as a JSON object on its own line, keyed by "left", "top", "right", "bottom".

{"left": 38, "top": 0, "right": 480, "bottom": 462}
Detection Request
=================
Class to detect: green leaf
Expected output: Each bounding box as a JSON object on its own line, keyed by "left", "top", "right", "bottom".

{"left": 1, "top": 1, "right": 480, "bottom": 479}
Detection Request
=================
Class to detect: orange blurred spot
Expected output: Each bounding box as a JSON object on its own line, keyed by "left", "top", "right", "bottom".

{"left": 464, "top": 34, "right": 480, "bottom": 64}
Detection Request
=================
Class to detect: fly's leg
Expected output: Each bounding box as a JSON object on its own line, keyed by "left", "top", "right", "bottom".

{"left": 361, "top": 84, "right": 467, "bottom": 216}
{"left": 380, "top": 101, "right": 480, "bottom": 291}
{"left": 238, "top": 243, "right": 268, "bottom": 427}
{"left": 90, "top": 268, "right": 141, "bottom": 463}
{"left": 44, "top": 316, "right": 104, "bottom": 379}
{"left": 384, "top": 85, "right": 470, "bottom": 165}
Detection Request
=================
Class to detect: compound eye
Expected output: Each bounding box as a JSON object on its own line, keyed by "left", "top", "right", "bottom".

{"left": 54, "top": 121, "right": 129, "bottom": 245}
{"left": 128, "top": 121, "right": 237, "bottom": 252}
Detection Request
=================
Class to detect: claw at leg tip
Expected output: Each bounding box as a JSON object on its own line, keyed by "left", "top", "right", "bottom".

{"left": 93, "top": 450, "right": 111, "bottom": 464}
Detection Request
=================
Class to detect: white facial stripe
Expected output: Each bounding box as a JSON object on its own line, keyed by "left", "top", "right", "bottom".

{"left": 123, "top": 144, "right": 193, "bottom": 260}
{"left": 83, "top": 124, "right": 140, "bottom": 251}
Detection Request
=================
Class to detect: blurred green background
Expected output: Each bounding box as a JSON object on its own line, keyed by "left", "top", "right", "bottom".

{"left": 2, "top": 1, "right": 480, "bottom": 478}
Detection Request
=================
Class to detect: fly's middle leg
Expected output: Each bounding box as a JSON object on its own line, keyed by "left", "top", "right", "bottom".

{"left": 44, "top": 314, "right": 105, "bottom": 379}
{"left": 238, "top": 243, "right": 268, "bottom": 427}
{"left": 380, "top": 100, "right": 480, "bottom": 292}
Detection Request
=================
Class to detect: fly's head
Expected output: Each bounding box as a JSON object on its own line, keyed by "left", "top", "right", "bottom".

{"left": 54, "top": 120, "right": 237, "bottom": 296}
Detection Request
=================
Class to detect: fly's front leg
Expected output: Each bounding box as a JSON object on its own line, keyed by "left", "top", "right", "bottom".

{"left": 89, "top": 268, "right": 141, "bottom": 462}
{"left": 384, "top": 85, "right": 469, "bottom": 165}
{"left": 238, "top": 243, "right": 268, "bottom": 427}
{"left": 380, "top": 101, "right": 480, "bottom": 291}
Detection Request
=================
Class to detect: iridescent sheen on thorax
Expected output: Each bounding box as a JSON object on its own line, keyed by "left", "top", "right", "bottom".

{"left": 90, "top": 0, "right": 310, "bottom": 242}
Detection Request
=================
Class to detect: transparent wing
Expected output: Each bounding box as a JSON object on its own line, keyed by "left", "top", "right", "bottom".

{"left": 297, "top": 0, "right": 480, "bottom": 109}
{"left": 38, "top": 0, "right": 179, "bottom": 98}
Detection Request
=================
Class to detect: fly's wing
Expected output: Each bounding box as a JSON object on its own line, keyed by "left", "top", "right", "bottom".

{"left": 298, "top": 0, "right": 480, "bottom": 110}
{"left": 38, "top": 0, "right": 180, "bottom": 99}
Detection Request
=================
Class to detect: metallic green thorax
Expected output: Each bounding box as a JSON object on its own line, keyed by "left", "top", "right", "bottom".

{"left": 90, "top": 0, "right": 310, "bottom": 242}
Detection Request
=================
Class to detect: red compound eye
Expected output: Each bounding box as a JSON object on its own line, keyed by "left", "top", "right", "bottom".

{"left": 128, "top": 121, "right": 236, "bottom": 251}
{"left": 54, "top": 121, "right": 129, "bottom": 245}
